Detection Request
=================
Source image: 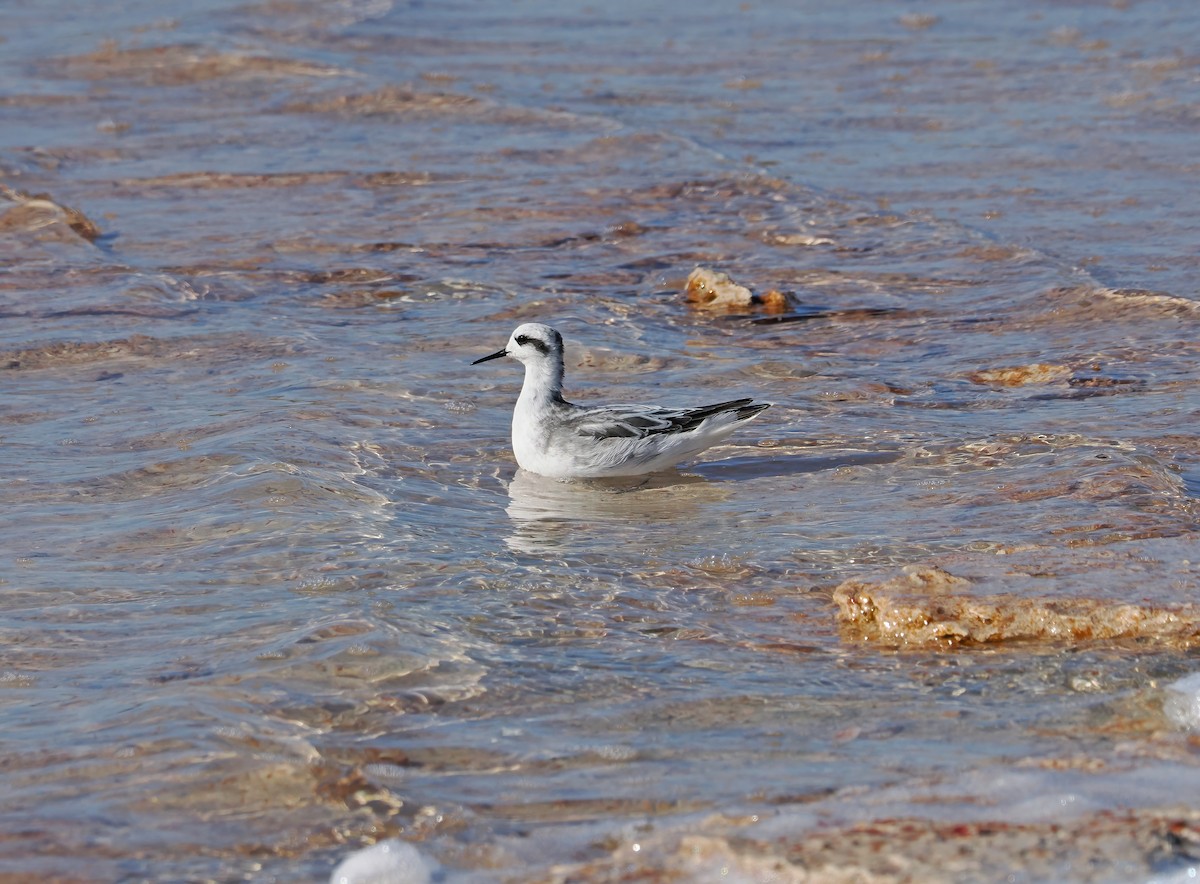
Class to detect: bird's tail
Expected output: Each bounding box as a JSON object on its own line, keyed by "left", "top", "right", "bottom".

{"left": 734, "top": 402, "right": 770, "bottom": 421}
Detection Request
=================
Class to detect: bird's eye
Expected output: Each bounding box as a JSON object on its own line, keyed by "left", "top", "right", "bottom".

{"left": 515, "top": 335, "right": 529, "bottom": 346}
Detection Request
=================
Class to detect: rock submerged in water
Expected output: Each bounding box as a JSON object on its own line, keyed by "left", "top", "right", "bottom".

{"left": 684, "top": 266, "right": 789, "bottom": 312}
{"left": 967, "top": 363, "right": 1072, "bottom": 387}
{"left": 0, "top": 183, "right": 101, "bottom": 243}
{"left": 833, "top": 563, "right": 1200, "bottom": 648}
{"left": 685, "top": 266, "right": 754, "bottom": 308}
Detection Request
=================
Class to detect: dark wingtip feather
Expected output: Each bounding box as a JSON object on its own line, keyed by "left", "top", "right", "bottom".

{"left": 735, "top": 402, "right": 771, "bottom": 421}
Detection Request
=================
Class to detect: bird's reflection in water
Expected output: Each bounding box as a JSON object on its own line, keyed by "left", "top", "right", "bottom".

{"left": 503, "top": 468, "right": 727, "bottom": 554}
{"left": 503, "top": 449, "right": 901, "bottom": 554}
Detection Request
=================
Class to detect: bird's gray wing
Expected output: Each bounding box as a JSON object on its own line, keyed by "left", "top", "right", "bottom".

{"left": 569, "top": 399, "right": 757, "bottom": 440}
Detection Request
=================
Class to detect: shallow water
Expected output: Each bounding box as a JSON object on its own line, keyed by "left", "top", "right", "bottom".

{"left": 2, "top": 0, "right": 1199, "bottom": 880}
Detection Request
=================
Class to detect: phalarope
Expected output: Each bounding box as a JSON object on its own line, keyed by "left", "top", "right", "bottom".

{"left": 473, "top": 323, "right": 769, "bottom": 478}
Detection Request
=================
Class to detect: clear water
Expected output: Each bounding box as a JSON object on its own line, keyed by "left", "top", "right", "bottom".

{"left": 1, "top": 0, "right": 1199, "bottom": 879}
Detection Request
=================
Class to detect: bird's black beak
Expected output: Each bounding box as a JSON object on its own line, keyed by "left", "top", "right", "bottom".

{"left": 471, "top": 348, "right": 508, "bottom": 365}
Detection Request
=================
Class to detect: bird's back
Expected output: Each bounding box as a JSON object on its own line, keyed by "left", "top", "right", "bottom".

{"left": 516, "top": 398, "right": 769, "bottom": 478}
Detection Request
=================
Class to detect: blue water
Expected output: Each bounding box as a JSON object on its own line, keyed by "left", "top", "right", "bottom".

{"left": 1, "top": 0, "right": 1199, "bottom": 880}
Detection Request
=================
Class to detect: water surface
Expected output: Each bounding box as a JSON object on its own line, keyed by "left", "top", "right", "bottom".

{"left": 2, "top": 0, "right": 1199, "bottom": 880}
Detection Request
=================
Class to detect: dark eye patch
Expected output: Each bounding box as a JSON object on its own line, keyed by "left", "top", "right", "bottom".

{"left": 515, "top": 334, "right": 550, "bottom": 355}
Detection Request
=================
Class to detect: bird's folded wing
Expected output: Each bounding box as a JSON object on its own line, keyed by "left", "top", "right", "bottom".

{"left": 572, "top": 399, "right": 755, "bottom": 440}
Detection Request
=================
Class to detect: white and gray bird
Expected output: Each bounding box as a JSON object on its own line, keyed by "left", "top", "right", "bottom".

{"left": 472, "top": 322, "right": 770, "bottom": 478}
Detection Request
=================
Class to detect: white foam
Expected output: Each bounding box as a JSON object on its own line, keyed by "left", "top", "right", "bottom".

{"left": 1163, "top": 673, "right": 1200, "bottom": 731}
{"left": 329, "top": 839, "right": 437, "bottom": 884}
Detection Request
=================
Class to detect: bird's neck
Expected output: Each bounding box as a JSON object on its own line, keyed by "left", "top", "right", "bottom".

{"left": 517, "top": 357, "right": 566, "bottom": 408}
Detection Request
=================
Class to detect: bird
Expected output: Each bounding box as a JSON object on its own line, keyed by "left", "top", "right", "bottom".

{"left": 472, "top": 322, "right": 770, "bottom": 478}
